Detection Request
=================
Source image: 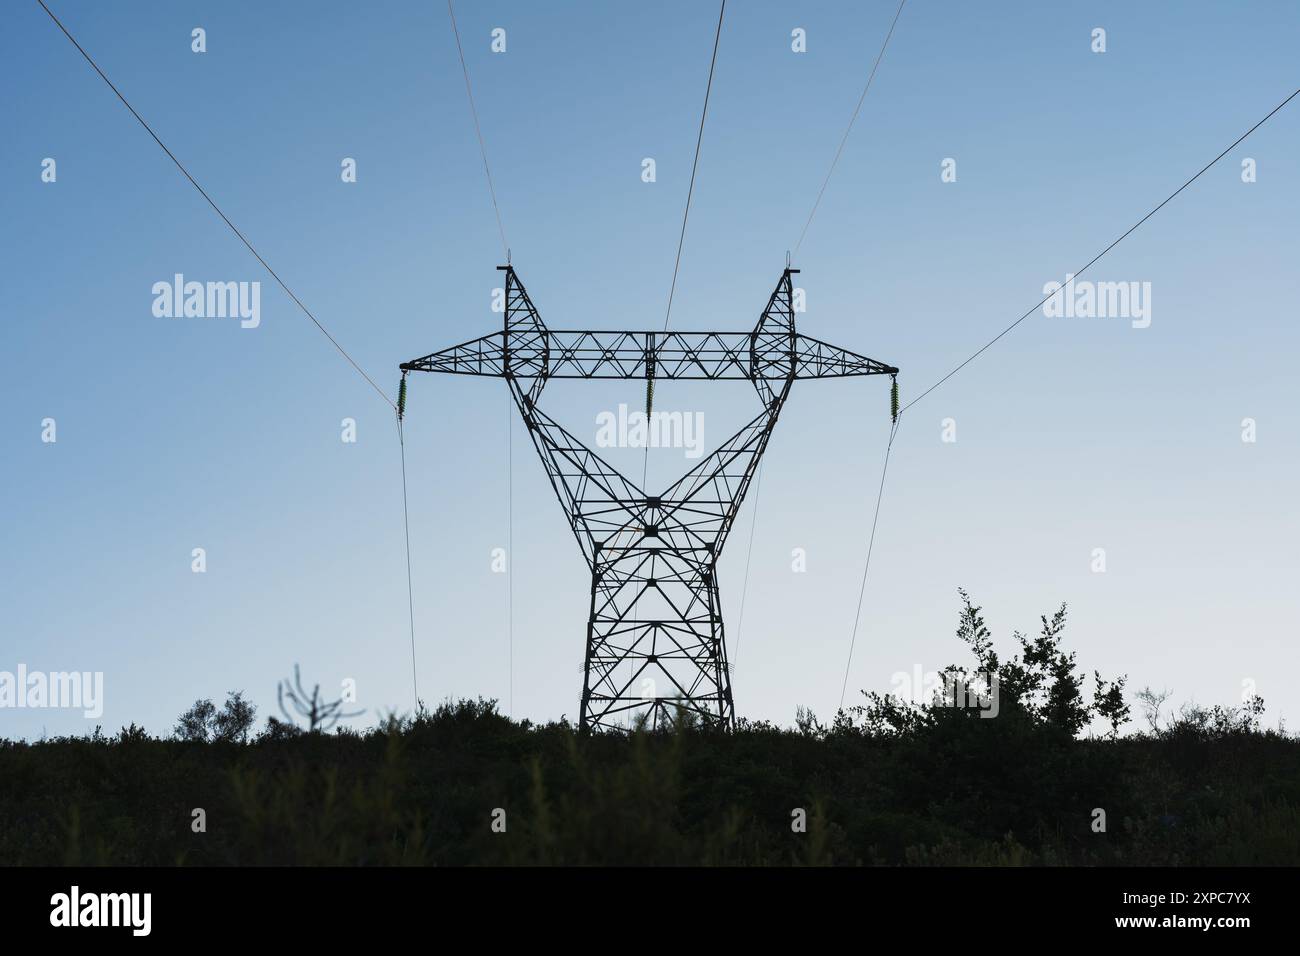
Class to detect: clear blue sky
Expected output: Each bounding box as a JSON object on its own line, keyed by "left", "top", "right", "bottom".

{"left": 3, "top": 0, "right": 1297, "bottom": 739}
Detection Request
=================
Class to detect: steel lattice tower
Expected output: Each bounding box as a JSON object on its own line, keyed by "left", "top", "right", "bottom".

{"left": 402, "top": 266, "right": 897, "bottom": 732}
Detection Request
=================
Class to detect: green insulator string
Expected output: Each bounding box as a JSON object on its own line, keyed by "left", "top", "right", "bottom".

{"left": 397, "top": 375, "right": 408, "bottom": 420}
{"left": 890, "top": 375, "right": 899, "bottom": 423}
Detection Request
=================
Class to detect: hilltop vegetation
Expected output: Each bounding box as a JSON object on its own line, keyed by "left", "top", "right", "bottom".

{"left": 2, "top": 594, "right": 1296, "bottom": 866}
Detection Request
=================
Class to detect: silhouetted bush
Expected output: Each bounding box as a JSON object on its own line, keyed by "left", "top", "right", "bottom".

{"left": 174, "top": 692, "right": 257, "bottom": 744}
{"left": 1, "top": 596, "right": 1294, "bottom": 866}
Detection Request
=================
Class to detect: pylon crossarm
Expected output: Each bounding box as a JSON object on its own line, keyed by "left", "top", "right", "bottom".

{"left": 793, "top": 333, "right": 898, "bottom": 378}
{"left": 401, "top": 332, "right": 504, "bottom": 376}
{"left": 403, "top": 329, "right": 895, "bottom": 382}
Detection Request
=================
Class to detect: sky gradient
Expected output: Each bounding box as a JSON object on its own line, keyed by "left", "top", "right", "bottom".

{"left": 3, "top": 0, "right": 1298, "bottom": 739}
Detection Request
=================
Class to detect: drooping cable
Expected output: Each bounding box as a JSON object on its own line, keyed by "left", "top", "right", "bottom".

{"left": 643, "top": 0, "right": 727, "bottom": 488}
{"left": 36, "top": 0, "right": 395, "bottom": 410}
{"left": 793, "top": 0, "right": 907, "bottom": 258}
{"left": 735, "top": 1, "right": 907, "bottom": 698}
{"left": 397, "top": 415, "right": 420, "bottom": 708}
{"left": 838, "top": 411, "right": 903, "bottom": 711}
{"left": 835, "top": 87, "right": 1298, "bottom": 714}
{"left": 902, "top": 86, "right": 1300, "bottom": 415}
{"left": 660, "top": 0, "right": 726, "bottom": 339}
{"left": 447, "top": 0, "right": 510, "bottom": 260}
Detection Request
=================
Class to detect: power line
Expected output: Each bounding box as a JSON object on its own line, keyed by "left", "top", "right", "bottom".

{"left": 661, "top": 0, "right": 726, "bottom": 335}
{"left": 444, "top": 0, "right": 515, "bottom": 713}
{"left": 837, "top": 88, "right": 1299, "bottom": 710}
{"left": 36, "top": 0, "right": 395, "bottom": 411}
{"left": 734, "top": 1, "right": 906, "bottom": 693}
{"left": 839, "top": 411, "right": 902, "bottom": 711}
{"left": 644, "top": 0, "right": 727, "bottom": 488}
{"left": 793, "top": 0, "right": 907, "bottom": 258}
{"left": 447, "top": 0, "right": 510, "bottom": 260}
{"left": 397, "top": 417, "right": 420, "bottom": 708}
{"left": 902, "top": 86, "right": 1300, "bottom": 415}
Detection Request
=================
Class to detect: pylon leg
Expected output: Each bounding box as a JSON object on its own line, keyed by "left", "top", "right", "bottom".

{"left": 579, "top": 540, "right": 733, "bottom": 733}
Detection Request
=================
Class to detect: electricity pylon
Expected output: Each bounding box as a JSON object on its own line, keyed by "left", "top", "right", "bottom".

{"left": 401, "top": 266, "right": 897, "bottom": 732}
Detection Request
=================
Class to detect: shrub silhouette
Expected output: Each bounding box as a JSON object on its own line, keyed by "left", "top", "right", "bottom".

{"left": 174, "top": 699, "right": 216, "bottom": 742}
{"left": 3, "top": 593, "right": 1295, "bottom": 866}
{"left": 174, "top": 692, "right": 256, "bottom": 743}
{"left": 850, "top": 589, "right": 1130, "bottom": 740}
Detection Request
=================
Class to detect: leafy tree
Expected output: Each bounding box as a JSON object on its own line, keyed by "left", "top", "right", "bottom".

{"left": 855, "top": 589, "right": 1130, "bottom": 739}
{"left": 212, "top": 691, "right": 257, "bottom": 743}
{"left": 956, "top": 588, "right": 998, "bottom": 672}
{"left": 1094, "top": 672, "right": 1131, "bottom": 738}
{"left": 174, "top": 692, "right": 256, "bottom": 743}
{"left": 174, "top": 698, "right": 217, "bottom": 742}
